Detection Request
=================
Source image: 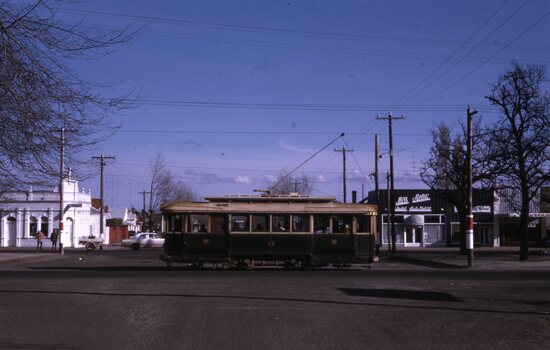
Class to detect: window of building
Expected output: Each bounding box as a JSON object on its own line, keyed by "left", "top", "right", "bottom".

{"left": 189, "top": 214, "right": 209, "bottom": 233}
{"left": 29, "top": 217, "right": 37, "bottom": 236}
{"left": 292, "top": 215, "right": 310, "bottom": 232}
{"left": 41, "top": 217, "right": 49, "bottom": 236}
{"left": 314, "top": 215, "right": 330, "bottom": 233}
{"left": 231, "top": 215, "right": 249, "bottom": 232}
{"left": 252, "top": 214, "right": 269, "bottom": 232}
{"left": 424, "top": 215, "right": 440, "bottom": 224}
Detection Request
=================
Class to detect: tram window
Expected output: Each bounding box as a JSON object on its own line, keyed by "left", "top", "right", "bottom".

{"left": 314, "top": 215, "right": 330, "bottom": 233}
{"left": 292, "top": 215, "right": 310, "bottom": 232}
{"left": 272, "top": 215, "right": 289, "bottom": 232}
{"left": 333, "top": 215, "right": 353, "bottom": 233}
{"left": 252, "top": 215, "right": 269, "bottom": 232}
{"left": 356, "top": 216, "right": 371, "bottom": 233}
{"left": 231, "top": 215, "right": 249, "bottom": 232}
{"left": 168, "top": 214, "right": 183, "bottom": 232}
{"left": 189, "top": 214, "right": 209, "bottom": 233}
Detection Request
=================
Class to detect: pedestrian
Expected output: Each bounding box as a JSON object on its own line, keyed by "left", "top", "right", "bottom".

{"left": 36, "top": 230, "right": 45, "bottom": 250}
{"left": 50, "top": 229, "right": 59, "bottom": 251}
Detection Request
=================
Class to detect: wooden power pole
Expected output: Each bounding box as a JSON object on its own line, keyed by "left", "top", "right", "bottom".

{"left": 92, "top": 154, "right": 115, "bottom": 239}
{"left": 377, "top": 112, "right": 405, "bottom": 253}
{"left": 334, "top": 147, "right": 354, "bottom": 203}
{"left": 467, "top": 106, "right": 477, "bottom": 267}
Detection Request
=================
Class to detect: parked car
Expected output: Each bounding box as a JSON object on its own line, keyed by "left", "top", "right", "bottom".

{"left": 122, "top": 232, "right": 164, "bottom": 250}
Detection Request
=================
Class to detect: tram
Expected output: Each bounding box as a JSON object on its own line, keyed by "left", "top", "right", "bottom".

{"left": 160, "top": 194, "right": 377, "bottom": 268}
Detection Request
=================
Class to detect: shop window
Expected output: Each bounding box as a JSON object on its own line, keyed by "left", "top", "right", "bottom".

{"left": 424, "top": 215, "right": 440, "bottom": 224}
{"left": 272, "top": 215, "right": 289, "bottom": 232}
{"left": 231, "top": 215, "right": 249, "bottom": 232}
{"left": 252, "top": 215, "right": 269, "bottom": 232}
{"left": 292, "top": 215, "right": 310, "bottom": 232}
{"left": 189, "top": 214, "right": 209, "bottom": 233}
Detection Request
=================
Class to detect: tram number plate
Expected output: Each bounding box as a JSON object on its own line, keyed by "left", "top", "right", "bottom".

{"left": 267, "top": 240, "right": 276, "bottom": 248}
{"left": 330, "top": 239, "right": 338, "bottom": 246}
{"left": 202, "top": 238, "right": 210, "bottom": 245}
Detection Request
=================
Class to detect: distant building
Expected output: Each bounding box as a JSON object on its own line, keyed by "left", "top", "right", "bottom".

{"left": 366, "top": 188, "right": 495, "bottom": 247}
{"left": 0, "top": 172, "right": 108, "bottom": 248}
{"left": 494, "top": 187, "right": 549, "bottom": 246}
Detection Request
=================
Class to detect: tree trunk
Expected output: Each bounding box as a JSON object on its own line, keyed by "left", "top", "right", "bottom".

{"left": 458, "top": 209, "right": 467, "bottom": 254}
{"left": 519, "top": 195, "right": 530, "bottom": 261}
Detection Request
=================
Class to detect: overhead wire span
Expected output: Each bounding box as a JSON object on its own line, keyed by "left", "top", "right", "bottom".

{"left": 269, "top": 133, "right": 345, "bottom": 193}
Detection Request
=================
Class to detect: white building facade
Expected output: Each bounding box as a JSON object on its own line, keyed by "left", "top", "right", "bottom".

{"left": 0, "top": 174, "right": 107, "bottom": 248}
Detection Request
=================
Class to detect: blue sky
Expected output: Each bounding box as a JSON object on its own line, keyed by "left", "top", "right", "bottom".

{"left": 53, "top": 0, "right": 549, "bottom": 207}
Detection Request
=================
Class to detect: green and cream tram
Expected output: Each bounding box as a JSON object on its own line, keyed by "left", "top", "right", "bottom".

{"left": 160, "top": 194, "right": 377, "bottom": 268}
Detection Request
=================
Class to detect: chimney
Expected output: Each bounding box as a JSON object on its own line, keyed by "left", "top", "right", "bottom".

{"left": 352, "top": 190, "right": 357, "bottom": 203}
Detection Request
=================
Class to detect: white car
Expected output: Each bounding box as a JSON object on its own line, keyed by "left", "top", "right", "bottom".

{"left": 122, "top": 232, "right": 164, "bottom": 250}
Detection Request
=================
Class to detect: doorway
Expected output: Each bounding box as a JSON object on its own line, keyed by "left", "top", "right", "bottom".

{"left": 405, "top": 227, "right": 423, "bottom": 247}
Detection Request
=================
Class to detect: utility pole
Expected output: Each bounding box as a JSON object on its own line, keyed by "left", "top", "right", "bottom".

{"left": 138, "top": 190, "right": 151, "bottom": 232}
{"left": 334, "top": 147, "right": 354, "bottom": 203}
{"left": 56, "top": 127, "right": 77, "bottom": 254}
{"left": 377, "top": 112, "right": 405, "bottom": 253}
{"left": 466, "top": 106, "right": 477, "bottom": 267}
{"left": 374, "top": 134, "right": 381, "bottom": 250}
{"left": 386, "top": 171, "right": 391, "bottom": 252}
{"left": 92, "top": 154, "right": 115, "bottom": 240}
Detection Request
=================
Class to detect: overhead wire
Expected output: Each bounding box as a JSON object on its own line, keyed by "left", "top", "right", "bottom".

{"left": 416, "top": 9, "right": 550, "bottom": 108}
{"left": 397, "top": 0, "right": 534, "bottom": 108}
{"left": 389, "top": 0, "right": 512, "bottom": 109}
{"left": 61, "top": 8, "right": 550, "bottom": 54}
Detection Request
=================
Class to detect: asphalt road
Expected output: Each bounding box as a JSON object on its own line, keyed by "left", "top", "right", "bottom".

{"left": 0, "top": 249, "right": 549, "bottom": 350}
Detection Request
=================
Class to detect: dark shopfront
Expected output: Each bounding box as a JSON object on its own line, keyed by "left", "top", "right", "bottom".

{"left": 366, "top": 189, "right": 495, "bottom": 248}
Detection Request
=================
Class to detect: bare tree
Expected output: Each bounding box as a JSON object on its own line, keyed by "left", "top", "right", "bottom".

{"left": 148, "top": 154, "right": 197, "bottom": 229}
{"left": 269, "top": 171, "right": 313, "bottom": 195}
{"left": 485, "top": 62, "right": 550, "bottom": 260}
{"left": 0, "top": 0, "right": 134, "bottom": 192}
{"left": 421, "top": 121, "right": 495, "bottom": 251}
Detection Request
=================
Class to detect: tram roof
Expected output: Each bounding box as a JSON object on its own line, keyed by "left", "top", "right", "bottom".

{"left": 204, "top": 194, "right": 337, "bottom": 202}
{"left": 161, "top": 195, "right": 377, "bottom": 214}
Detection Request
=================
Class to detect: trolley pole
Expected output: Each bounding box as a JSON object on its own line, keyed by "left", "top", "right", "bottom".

{"left": 377, "top": 112, "right": 405, "bottom": 253}
{"left": 466, "top": 106, "right": 477, "bottom": 267}
{"left": 92, "top": 155, "right": 115, "bottom": 240}
{"left": 138, "top": 190, "right": 151, "bottom": 232}
{"left": 334, "top": 147, "right": 354, "bottom": 203}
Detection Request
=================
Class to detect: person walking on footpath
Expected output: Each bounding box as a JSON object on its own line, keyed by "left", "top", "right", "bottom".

{"left": 36, "top": 230, "right": 45, "bottom": 250}
{"left": 50, "top": 229, "right": 59, "bottom": 251}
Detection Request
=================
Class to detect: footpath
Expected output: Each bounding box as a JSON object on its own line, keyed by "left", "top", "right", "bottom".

{"left": 377, "top": 246, "right": 550, "bottom": 270}
{"left": 1, "top": 246, "right": 549, "bottom": 270}
{"left": 0, "top": 245, "right": 123, "bottom": 265}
